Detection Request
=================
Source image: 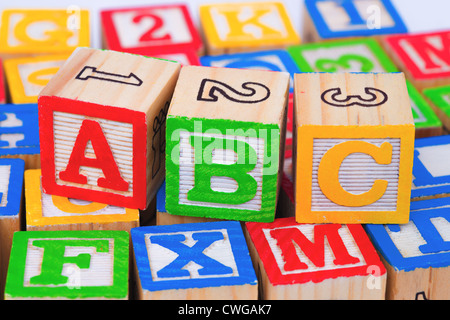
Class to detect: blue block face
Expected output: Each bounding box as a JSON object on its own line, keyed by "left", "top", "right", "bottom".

{"left": 156, "top": 180, "right": 166, "bottom": 213}
{"left": 0, "top": 104, "right": 39, "bottom": 155}
{"left": 305, "top": 0, "right": 407, "bottom": 39}
{"left": 365, "top": 198, "right": 450, "bottom": 271}
{"left": 0, "top": 158, "right": 24, "bottom": 217}
{"left": 131, "top": 221, "right": 257, "bottom": 292}
{"left": 200, "top": 50, "right": 300, "bottom": 92}
{"left": 411, "top": 135, "right": 450, "bottom": 199}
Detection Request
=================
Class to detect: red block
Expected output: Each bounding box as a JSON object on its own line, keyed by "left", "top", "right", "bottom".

{"left": 0, "top": 58, "right": 5, "bottom": 104}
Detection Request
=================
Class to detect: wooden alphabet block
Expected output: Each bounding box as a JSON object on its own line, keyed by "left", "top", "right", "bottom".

{"left": 131, "top": 221, "right": 257, "bottom": 299}
{"left": 0, "top": 58, "right": 5, "bottom": 104}
{"left": 200, "top": 49, "right": 300, "bottom": 93}
{"left": 0, "top": 9, "right": 90, "bottom": 57}
{"left": 365, "top": 197, "right": 450, "bottom": 299}
{"left": 245, "top": 217, "right": 386, "bottom": 299}
{"left": 101, "top": 4, "right": 203, "bottom": 56}
{"left": 411, "top": 135, "right": 450, "bottom": 201}
{"left": 25, "top": 169, "right": 139, "bottom": 231}
{"left": 384, "top": 31, "right": 450, "bottom": 90}
{"left": 303, "top": 0, "right": 407, "bottom": 42}
{"left": 294, "top": 72, "right": 415, "bottom": 224}
{"left": 199, "top": 2, "right": 300, "bottom": 55}
{"left": 423, "top": 85, "right": 450, "bottom": 131}
{"left": 165, "top": 66, "right": 289, "bottom": 222}
{"left": 0, "top": 158, "right": 24, "bottom": 300}
{"left": 288, "top": 39, "right": 442, "bottom": 138}
{"left": 3, "top": 54, "right": 69, "bottom": 104}
{"left": 0, "top": 103, "right": 40, "bottom": 169}
{"left": 38, "top": 47, "right": 181, "bottom": 210}
{"left": 150, "top": 49, "right": 201, "bottom": 66}
{"left": 4, "top": 230, "right": 129, "bottom": 300}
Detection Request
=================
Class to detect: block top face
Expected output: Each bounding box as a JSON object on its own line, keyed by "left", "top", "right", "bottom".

{"left": 294, "top": 72, "right": 414, "bottom": 127}
{"left": 131, "top": 221, "right": 257, "bottom": 292}
{"left": 5, "top": 230, "right": 129, "bottom": 299}
{"left": 0, "top": 158, "right": 25, "bottom": 217}
{"left": 168, "top": 65, "right": 289, "bottom": 124}
{"left": 39, "top": 47, "right": 181, "bottom": 113}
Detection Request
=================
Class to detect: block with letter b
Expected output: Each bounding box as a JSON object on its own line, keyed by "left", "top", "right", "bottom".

{"left": 166, "top": 66, "right": 290, "bottom": 222}
{"left": 38, "top": 47, "right": 181, "bottom": 210}
{"left": 294, "top": 72, "right": 415, "bottom": 224}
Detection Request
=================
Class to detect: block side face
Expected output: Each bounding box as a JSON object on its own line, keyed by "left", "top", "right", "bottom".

{"left": 5, "top": 230, "right": 129, "bottom": 299}
{"left": 245, "top": 218, "right": 386, "bottom": 286}
{"left": 0, "top": 158, "right": 24, "bottom": 217}
{"left": 131, "top": 221, "right": 257, "bottom": 292}
{"left": 407, "top": 81, "right": 443, "bottom": 129}
{"left": 166, "top": 116, "right": 280, "bottom": 222}
{"left": 423, "top": 85, "right": 450, "bottom": 119}
{"left": 38, "top": 95, "right": 147, "bottom": 209}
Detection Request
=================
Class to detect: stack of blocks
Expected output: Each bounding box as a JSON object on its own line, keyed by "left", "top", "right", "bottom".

{"left": 1, "top": 0, "right": 450, "bottom": 301}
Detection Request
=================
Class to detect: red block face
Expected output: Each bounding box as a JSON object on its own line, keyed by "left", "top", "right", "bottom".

{"left": 386, "top": 31, "right": 450, "bottom": 81}
{"left": 38, "top": 96, "right": 147, "bottom": 209}
{"left": 246, "top": 218, "right": 385, "bottom": 285}
{"left": 101, "top": 4, "right": 203, "bottom": 55}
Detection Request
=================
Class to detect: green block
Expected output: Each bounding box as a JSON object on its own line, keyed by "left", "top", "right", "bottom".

{"left": 5, "top": 230, "right": 129, "bottom": 300}
{"left": 407, "top": 82, "right": 442, "bottom": 130}
{"left": 423, "top": 85, "right": 450, "bottom": 125}
{"left": 166, "top": 116, "right": 280, "bottom": 222}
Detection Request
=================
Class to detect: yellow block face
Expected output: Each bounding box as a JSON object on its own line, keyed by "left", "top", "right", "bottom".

{"left": 0, "top": 9, "right": 90, "bottom": 54}
{"left": 4, "top": 54, "right": 69, "bottom": 103}
{"left": 25, "top": 169, "right": 139, "bottom": 227}
{"left": 295, "top": 125, "right": 415, "bottom": 224}
{"left": 199, "top": 2, "right": 299, "bottom": 50}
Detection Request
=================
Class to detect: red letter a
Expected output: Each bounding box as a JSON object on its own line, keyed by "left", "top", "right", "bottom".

{"left": 59, "top": 119, "right": 129, "bottom": 191}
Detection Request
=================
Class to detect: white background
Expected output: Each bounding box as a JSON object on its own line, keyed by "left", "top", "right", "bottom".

{"left": 1, "top": 0, "right": 449, "bottom": 49}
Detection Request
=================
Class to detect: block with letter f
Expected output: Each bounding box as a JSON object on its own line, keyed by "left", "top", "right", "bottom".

{"left": 165, "top": 66, "right": 289, "bottom": 222}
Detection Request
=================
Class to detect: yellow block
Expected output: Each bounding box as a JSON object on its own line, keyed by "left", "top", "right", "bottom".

{"left": 199, "top": 2, "right": 300, "bottom": 54}
{"left": 4, "top": 54, "right": 69, "bottom": 103}
{"left": 25, "top": 169, "right": 139, "bottom": 228}
{"left": 0, "top": 9, "right": 90, "bottom": 55}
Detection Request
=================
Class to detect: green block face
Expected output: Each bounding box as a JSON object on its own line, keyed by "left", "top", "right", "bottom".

{"left": 424, "top": 85, "right": 450, "bottom": 119}
{"left": 5, "top": 230, "right": 129, "bottom": 300}
{"left": 288, "top": 39, "right": 442, "bottom": 131}
{"left": 166, "top": 116, "right": 280, "bottom": 222}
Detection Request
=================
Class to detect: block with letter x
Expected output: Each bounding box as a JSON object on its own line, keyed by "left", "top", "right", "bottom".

{"left": 245, "top": 217, "right": 386, "bottom": 299}
{"left": 131, "top": 221, "right": 257, "bottom": 299}
{"left": 294, "top": 72, "right": 415, "bottom": 224}
{"left": 165, "top": 66, "right": 290, "bottom": 222}
{"left": 4, "top": 230, "right": 129, "bottom": 300}
{"left": 38, "top": 47, "right": 180, "bottom": 209}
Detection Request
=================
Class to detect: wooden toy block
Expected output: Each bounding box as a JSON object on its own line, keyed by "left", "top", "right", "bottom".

{"left": 25, "top": 169, "right": 139, "bottom": 231}
{"left": 101, "top": 4, "right": 203, "bottom": 56}
{"left": 245, "top": 217, "right": 386, "bottom": 300}
{"left": 384, "top": 31, "right": 450, "bottom": 90}
{"left": 365, "top": 197, "right": 450, "bottom": 300}
{"left": 294, "top": 72, "right": 415, "bottom": 224}
{"left": 199, "top": 2, "right": 300, "bottom": 55}
{"left": 38, "top": 47, "right": 181, "bottom": 210}
{"left": 288, "top": 39, "right": 442, "bottom": 138}
{"left": 0, "top": 58, "right": 5, "bottom": 104}
{"left": 411, "top": 135, "right": 450, "bottom": 201}
{"left": 165, "top": 65, "right": 289, "bottom": 222}
{"left": 4, "top": 230, "right": 129, "bottom": 300}
{"left": 0, "top": 158, "right": 24, "bottom": 300}
{"left": 131, "top": 221, "right": 257, "bottom": 299}
{"left": 3, "top": 54, "right": 69, "bottom": 104}
{"left": 150, "top": 49, "right": 201, "bottom": 66}
{"left": 0, "top": 103, "right": 40, "bottom": 169}
{"left": 200, "top": 49, "right": 300, "bottom": 93}
{"left": 423, "top": 85, "right": 450, "bottom": 131}
{"left": 0, "top": 9, "right": 89, "bottom": 57}
{"left": 303, "top": 0, "right": 407, "bottom": 43}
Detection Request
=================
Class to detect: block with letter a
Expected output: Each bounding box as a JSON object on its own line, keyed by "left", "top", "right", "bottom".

{"left": 384, "top": 31, "right": 450, "bottom": 90}
{"left": 199, "top": 2, "right": 300, "bottom": 55}
{"left": 38, "top": 48, "right": 181, "bottom": 209}
{"left": 165, "top": 65, "right": 289, "bottom": 222}
{"left": 294, "top": 72, "right": 415, "bottom": 224}
{"left": 245, "top": 217, "right": 386, "bottom": 299}
{"left": 365, "top": 197, "right": 450, "bottom": 300}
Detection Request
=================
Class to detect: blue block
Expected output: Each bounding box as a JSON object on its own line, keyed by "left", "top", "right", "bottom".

{"left": 131, "top": 221, "right": 257, "bottom": 292}
{"left": 305, "top": 0, "right": 407, "bottom": 39}
{"left": 200, "top": 50, "right": 300, "bottom": 92}
{"left": 411, "top": 135, "right": 450, "bottom": 199}
{"left": 0, "top": 104, "right": 39, "bottom": 155}
{"left": 156, "top": 180, "right": 166, "bottom": 213}
{"left": 0, "top": 158, "right": 25, "bottom": 217}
